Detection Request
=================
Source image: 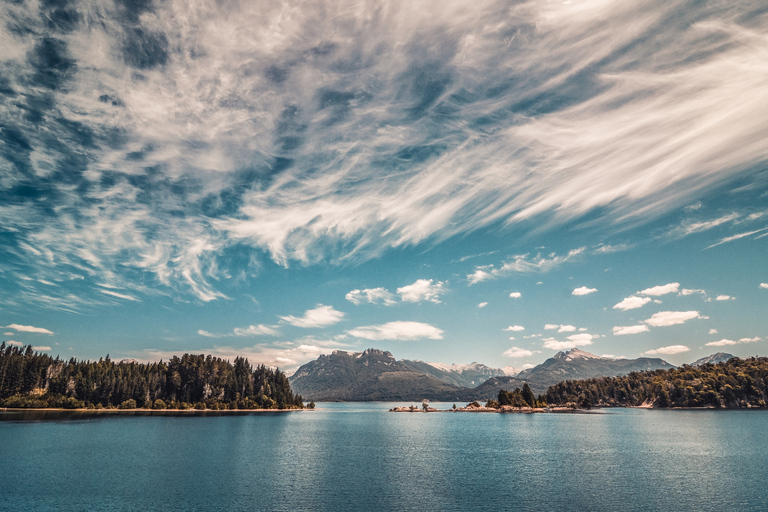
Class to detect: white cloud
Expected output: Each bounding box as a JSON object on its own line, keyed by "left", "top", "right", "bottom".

{"left": 707, "top": 337, "right": 760, "bottom": 347}
{"left": 279, "top": 305, "right": 345, "bottom": 328}
{"left": 4, "top": 332, "right": 14, "bottom": 336}
{"left": 707, "top": 227, "right": 768, "bottom": 249}
{"left": 715, "top": 295, "right": 734, "bottom": 301}
{"left": 709, "top": 329, "right": 718, "bottom": 334}
{"left": 5, "top": 324, "right": 53, "bottom": 335}
{"left": 613, "top": 296, "right": 652, "bottom": 311}
{"left": 639, "top": 283, "right": 680, "bottom": 296}
{"left": 612, "top": 325, "right": 650, "bottom": 336}
{"left": 397, "top": 279, "right": 445, "bottom": 304}
{"left": 672, "top": 213, "right": 739, "bottom": 238}
{"left": 558, "top": 325, "right": 577, "bottom": 333}
{"left": 477, "top": 302, "right": 488, "bottom": 308}
{"left": 522, "top": 364, "right": 535, "bottom": 370}
{"left": 542, "top": 333, "right": 596, "bottom": 350}
{"left": 508, "top": 336, "right": 516, "bottom": 340}
{"left": 233, "top": 324, "right": 279, "bottom": 336}
{"left": 644, "top": 345, "right": 690, "bottom": 355}
{"left": 7, "top": 341, "right": 23, "bottom": 347}
{"left": 544, "top": 324, "right": 560, "bottom": 330}
{"left": 504, "top": 325, "right": 525, "bottom": 332}
{"left": 198, "top": 330, "right": 221, "bottom": 338}
{"left": 509, "top": 292, "right": 522, "bottom": 298}
{"left": 347, "top": 321, "right": 444, "bottom": 341}
{"left": 502, "top": 347, "right": 535, "bottom": 358}
{"left": 680, "top": 288, "right": 706, "bottom": 296}
{"left": 644, "top": 311, "right": 706, "bottom": 327}
{"left": 346, "top": 287, "right": 397, "bottom": 306}
{"left": 99, "top": 289, "right": 140, "bottom": 302}
{"left": 3, "top": 0, "right": 768, "bottom": 309}
{"left": 31, "top": 346, "right": 52, "bottom": 352}
{"left": 572, "top": 286, "right": 597, "bottom": 296}
{"left": 467, "top": 248, "right": 585, "bottom": 284}
{"left": 761, "top": 283, "right": 768, "bottom": 289}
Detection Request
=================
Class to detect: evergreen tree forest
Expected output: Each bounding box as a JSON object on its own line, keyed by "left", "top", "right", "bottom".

{"left": 0, "top": 343, "right": 304, "bottom": 410}
{"left": 544, "top": 357, "right": 768, "bottom": 409}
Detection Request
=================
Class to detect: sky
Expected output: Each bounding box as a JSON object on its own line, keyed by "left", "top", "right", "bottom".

{"left": 1, "top": 0, "right": 767, "bottom": 373}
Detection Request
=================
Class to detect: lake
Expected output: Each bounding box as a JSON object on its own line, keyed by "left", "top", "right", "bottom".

{"left": 1, "top": 403, "right": 766, "bottom": 511}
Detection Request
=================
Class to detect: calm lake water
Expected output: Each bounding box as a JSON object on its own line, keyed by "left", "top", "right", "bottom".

{"left": 1, "top": 403, "right": 767, "bottom": 511}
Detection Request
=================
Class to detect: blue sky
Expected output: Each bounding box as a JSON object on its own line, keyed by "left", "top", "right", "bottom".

{"left": 1, "top": 0, "right": 767, "bottom": 372}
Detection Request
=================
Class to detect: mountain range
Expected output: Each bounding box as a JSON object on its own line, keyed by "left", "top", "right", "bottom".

{"left": 289, "top": 348, "right": 687, "bottom": 401}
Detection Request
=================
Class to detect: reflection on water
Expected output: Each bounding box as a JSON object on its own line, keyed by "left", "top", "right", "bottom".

{"left": 1, "top": 405, "right": 767, "bottom": 511}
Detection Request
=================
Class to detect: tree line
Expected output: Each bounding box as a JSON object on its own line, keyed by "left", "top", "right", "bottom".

{"left": 0, "top": 343, "right": 304, "bottom": 410}
{"left": 543, "top": 356, "right": 768, "bottom": 409}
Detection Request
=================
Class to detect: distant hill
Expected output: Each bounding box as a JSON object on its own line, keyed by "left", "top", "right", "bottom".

{"left": 546, "top": 356, "right": 768, "bottom": 408}
{"left": 400, "top": 359, "right": 520, "bottom": 388}
{"left": 690, "top": 353, "right": 735, "bottom": 366}
{"left": 289, "top": 349, "right": 468, "bottom": 401}
{"left": 289, "top": 347, "right": 675, "bottom": 401}
{"left": 459, "top": 349, "right": 675, "bottom": 398}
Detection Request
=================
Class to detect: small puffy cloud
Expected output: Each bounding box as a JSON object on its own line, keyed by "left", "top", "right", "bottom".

{"left": 707, "top": 337, "right": 761, "bottom": 347}
{"left": 544, "top": 324, "right": 560, "bottom": 330}
{"left": 198, "top": 330, "right": 221, "bottom": 338}
{"left": 761, "top": 283, "right": 768, "bottom": 289}
{"left": 233, "top": 324, "right": 279, "bottom": 336}
{"left": 508, "top": 337, "right": 516, "bottom": 340}
{"left": 477, "top": 302, "right": 488, "bottom": 308}
{"left": 613, "top": 296, "right": 652, "bottom": 311}
{"left": 644, "top": 311, "right": 707, "bottom": 327}
{"left": 467, "top": 269, "right": 492, "bottom": 285}
{"left": 639, "top": 283, "right": 680, "bottom": 296}
{"left": 522, "top": 363, "right": 535, "bottom": 370}
{"left": 709, "top": 329, "right": 718, "bottom": 335}
{"left": 505, "top": 325, "right": 525, "bottom": 332}
{"left": 572, "top": 286, "right": 597, "bottom": 296}
{"left": 348, "top": 321, "right": 444, "bottom": 341}
{"left": 542, "top": 333, "right": 595, "bottom": 350}
{"left": 4, "top": 332, "right": 13, "bottom": 336}
{"left": 509, "top": 292, "right": 522, "bottom": 298}
{"left": 32, "top": 346, "right": 52, "bottom": 352}
{"left": 397, "top": 279, "right": 445, "bottom": 303}
{"left": 280, "top": 305, "right": 345, "bottom": 328}
{"left": 5, "top": 324, "right": 54, "bottom": 335}
{"left": 7, "top": 340, "right": 23, "bottom": 347}
{"left": 644, "top": 345, "right": 690, "bottom": 355}
{"left": 613, "top": 325, "right": 650, "bottom": 336}
{"left": 715, "top": 295, "right": 734, "bottom": 301}
{"left": 502, "top": 347, "right": 535, "bottom": 358}
{"left": 558, "top": 325, "right": 576, "bottom": 333}
{"left": 680, "top": 288, "right": 705, "bottom": 296}
{"left": 346, "top": 288, "right": 396, "bottom": 306}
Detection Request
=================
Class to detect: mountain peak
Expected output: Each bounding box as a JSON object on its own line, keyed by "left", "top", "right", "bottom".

{"left": 553, "top": 348, "right": 601, "bottom": 361}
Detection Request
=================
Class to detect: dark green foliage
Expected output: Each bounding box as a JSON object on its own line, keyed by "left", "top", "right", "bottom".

{"left": 0, "top": 342, "right": 304, "bottom": 409}
{"left": 544, "top": 357, "right": 768, "bottom": 409}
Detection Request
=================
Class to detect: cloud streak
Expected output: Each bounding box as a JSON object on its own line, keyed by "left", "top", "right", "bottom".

{"left": 2, "top": 0, "right": 768, "bottom": 306}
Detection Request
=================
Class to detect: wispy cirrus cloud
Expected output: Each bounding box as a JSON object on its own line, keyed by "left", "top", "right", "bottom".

{"left": 468, "top": 248, "right": 585, "bottom": 285}
{"left": 2, "top": 0, "right": 768, "bottom": 308}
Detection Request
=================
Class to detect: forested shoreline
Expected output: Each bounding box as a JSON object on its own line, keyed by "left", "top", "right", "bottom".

{"left": 543, "top": 357, "right": 768, "bottom": 409}
{"left": 0, "top": 343, "right": 304, "bottom": 410}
